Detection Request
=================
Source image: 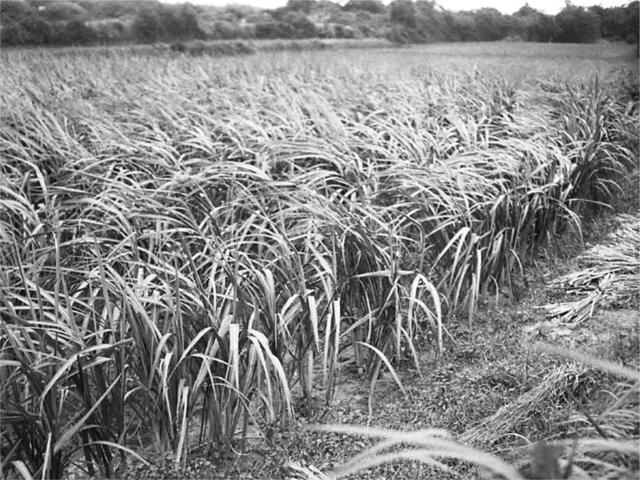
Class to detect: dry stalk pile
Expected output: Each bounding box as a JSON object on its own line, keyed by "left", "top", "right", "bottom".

{"left": 541, "top": 214, "right": 640, "bottom": 324}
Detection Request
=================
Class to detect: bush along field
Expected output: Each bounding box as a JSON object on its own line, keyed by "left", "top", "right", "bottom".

{"left": 0, "top": 49, "right": 638, "bottom": 480}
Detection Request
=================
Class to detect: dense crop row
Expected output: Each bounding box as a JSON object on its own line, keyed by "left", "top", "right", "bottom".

{"left": 0, "top": 51, "right": 637, "bottom": 478}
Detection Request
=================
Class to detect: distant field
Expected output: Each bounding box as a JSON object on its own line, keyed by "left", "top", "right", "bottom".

{"left": 251, "top": 41, "right": 638, "bottom": 84}
{"left": 403, "top": 41, "right": 638, "bottom": 81}
{"left": 15, "top": 37, "right": 396, "bottom": 58}
{"left": 4, "top": 41, "right": 637, "bottom": 83}
{"left": 1, "top": 42, "right": 638, "bottom": 480}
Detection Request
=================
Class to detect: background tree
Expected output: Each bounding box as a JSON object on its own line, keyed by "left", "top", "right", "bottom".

{"left": 132, "top": 6, "right": 162, "bottom": 43}
{"left": 512, "top": 4, "right": 559, "bottom": 41}
{"left": 281, "top": 10, "right": 318, "bottom": 38}
{"left": 0, "top": 0, "right": 635, "bottom": 47}
{"left": 473, "top": 8, "right": 508, "bottom": 41}
{"left": 390, "top": 0, "right": 418, "bottom": 28}
{"left": 590, "top": 3, "right": 639, "bottom": 43}
{"left": 628, "top": 1, "right": 639, "bottom": 47}
{"left": 343, "top": 0, "right": 385, "bottom": 14}
{"left": 38, "top": 2, "right": 87, "bottom": 22}
{"left": 285, "top": 0, "right": 316, "bottom": 14}
{"left": 555, "top": 5, "right": 601, "bottom": 43}
{"left": 91, "top": 19, "right": 127, "bottom": 44}
{"left": 413, "top": 1, "right": 447, "bottom": 42}
{"left": 0, "top": 21, "right": 29, "bottom": 46}
{"left": 77, "top": 0, "right": 155, "bottom": 20}
{"left": 209, "top": 20, "right": 244, "bottom": 40}
{"left": 19, "top": 15, "right": 54, "bottom": 45}
{"left": 0, "top": 0, "right": 35, "bottom": 45}
{"left": 51, "top": 19, "right": 97, "bottom": 45}
{"left": 0, "top": 0, "right": 35, "bottom": 23}
{"left": 445, "top": 11, "right": 479, "bottom": 41}
{"left": 162, "top": 4, "right": 203, "bottom": 40}
{"left": 255, "top": 19, "right": 295, "bottom": 39}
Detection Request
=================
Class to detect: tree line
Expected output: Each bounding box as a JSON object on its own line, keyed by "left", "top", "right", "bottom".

{"left": 0, "top": 0, "right": 638, "bottom": 48}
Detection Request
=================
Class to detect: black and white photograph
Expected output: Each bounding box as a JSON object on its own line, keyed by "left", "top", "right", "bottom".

{"left": 1, "top": 0, "right": 638, "bottom": 478}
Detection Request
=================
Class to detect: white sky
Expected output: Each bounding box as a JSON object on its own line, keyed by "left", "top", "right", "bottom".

{"left": 162, "top": 0, "right": 632, "bottom": 15}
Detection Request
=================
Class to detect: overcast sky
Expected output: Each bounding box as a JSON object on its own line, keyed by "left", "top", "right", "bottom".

{"left": 161, "top": 0, "right": 632, "bottom": 15}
